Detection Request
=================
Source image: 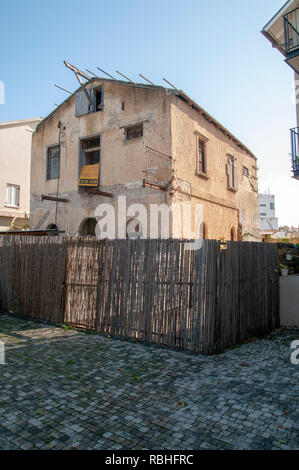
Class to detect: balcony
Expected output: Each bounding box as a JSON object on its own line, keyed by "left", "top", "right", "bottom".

{"left": 290, "top": 127, "right": 299, "bottom": 180}
{"left": 142, "top": 146, "right": 173, "bottom": 189}
{"left": 284, "top": 8, "right": 299, "bottom": 72}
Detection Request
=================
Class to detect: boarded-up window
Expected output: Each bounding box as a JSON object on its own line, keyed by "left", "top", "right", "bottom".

{"left": 125, "top": 123, "right": 143, "bottom": 140}
{"left": 197, "top": 139, "right": 206, "bottom": 174}
{"left": 227, "top": 156, "right": 238, "bottom": 190}
{"left": 47, "top": 145, "right": 60, "bottom": 180}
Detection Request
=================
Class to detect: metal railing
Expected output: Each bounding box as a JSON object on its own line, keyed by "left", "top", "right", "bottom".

{"left": 284, "top": 8, "right": 299, "bottom": 54}
{"left": 290, "top": 127, "right": 299, "bottom": 176}
{"left": 143, "top": 146, "right": 173, "bottom": 184}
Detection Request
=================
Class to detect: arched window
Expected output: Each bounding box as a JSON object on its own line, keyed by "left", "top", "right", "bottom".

{"left": 79, "top": 218, "right": 97, "bottom": 236}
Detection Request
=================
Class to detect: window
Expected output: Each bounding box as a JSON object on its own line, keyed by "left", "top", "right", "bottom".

{"left": 79, "top": 136, "right": 101, "bottom": 188}
{"left": 243, "top": 166, "right": 249, "bottom": 177}
{"left": 95, "top": 88, "right": 103, "bottom": 111}
{"left": 260, "top": 204, "right": 266, "bottom": 207}
{"left": 260, "top": 213, "right": 267, "bottom": 217}
{"left": 6, "top": 184, "right": 20, "bottom": 207}
{"left": 47, "top": 145, "right": 60, "bottom": 180}
{"left": 125, "top": 123, "right": 143, "bottom": 140}
{"left": 270, "top": 203, "right": 275, "bottom": 210}
{"left": 197, "top": 139, "right": 207, "bottom": 174}
{"left": 227, "top": 155, "right": 238, "bottom": 191}
{"left": 81, "top": 137, "right": 101, "bottom": 165}
{"left": 75, "top": 85, "right": 104, "bottom": 117}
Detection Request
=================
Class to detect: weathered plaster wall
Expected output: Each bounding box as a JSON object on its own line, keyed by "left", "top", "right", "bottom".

{"left": 170, "top": 95, "right": 259, "bottom": 240}
{"left": 30, "top": 82, "right": 172, "bottom": 235}
{"left": 31, "top": 81, "right": 259, "bottom": 239}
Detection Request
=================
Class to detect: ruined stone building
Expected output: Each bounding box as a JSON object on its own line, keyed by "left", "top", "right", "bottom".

{"left": 30, "top": 66, "right": 259, "bottom": 240}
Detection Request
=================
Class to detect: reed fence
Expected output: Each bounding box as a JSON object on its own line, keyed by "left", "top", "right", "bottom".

{"left": 0, "top": 236, "right": 279, "bottom": 354}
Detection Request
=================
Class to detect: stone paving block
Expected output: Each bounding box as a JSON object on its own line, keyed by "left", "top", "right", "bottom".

{"left": 0, "top": 313, "right": 298, "bottom": 450}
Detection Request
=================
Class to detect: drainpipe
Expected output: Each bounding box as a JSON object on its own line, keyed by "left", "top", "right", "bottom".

{"left": 55, "top": 121, "right": 65, "bottom": 226}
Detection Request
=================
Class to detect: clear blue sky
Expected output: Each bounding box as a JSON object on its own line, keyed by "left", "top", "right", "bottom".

{"left": 0, "top": 0, "right": 298, "bottom": 226}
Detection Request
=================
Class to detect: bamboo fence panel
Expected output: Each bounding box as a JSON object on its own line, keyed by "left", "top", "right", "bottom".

{"left": 0, "top": 237, "right": 279, "bottom": 354}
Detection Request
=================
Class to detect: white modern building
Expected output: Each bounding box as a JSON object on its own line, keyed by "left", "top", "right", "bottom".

{"left": 258, "top": 193, "right": 279, "bottom": 233}
{"left": 0, "top": 118, "right": 42, "bottom": 231}
{"left": 262, "top": 0, "right": 299, "bottom": 180}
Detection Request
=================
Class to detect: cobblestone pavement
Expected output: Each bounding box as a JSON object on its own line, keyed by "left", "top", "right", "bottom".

{"left": 0, "top": 312, "right": 298, "bottom": 450}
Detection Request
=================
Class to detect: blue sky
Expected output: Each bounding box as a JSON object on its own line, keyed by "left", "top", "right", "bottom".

{"left": 0, "top": 0, "right": 298, "bottom": 226}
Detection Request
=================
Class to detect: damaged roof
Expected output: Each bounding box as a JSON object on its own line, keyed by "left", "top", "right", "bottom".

{"left": 37, "top": 75, "right": 257, "bottom": 160}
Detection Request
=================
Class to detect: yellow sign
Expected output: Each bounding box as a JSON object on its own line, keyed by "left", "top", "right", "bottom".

{"left": 78, "top": 164, "right": 100, "bottom": 187}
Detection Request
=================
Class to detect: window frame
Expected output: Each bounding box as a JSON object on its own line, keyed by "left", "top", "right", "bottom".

{"left": 197, "top": 139, "right": 206, "bottom": 174}
{"left": 78, "top": 134, "right": 101, "bottom": 189}
{"left": 195, "top": 132, "right": 209, "bottom": 179}
{"left": 5, "top": 183, "right": 20, "bottom": 208}
{"left": 124, "top": 123, "right": 143, "bottom": 141}
{"left": 227, "top": 154, "right": 238, "bottom": 192}
{"left": 75, "top": 84, "right": 104, "bottom": 117}
{"left": 46, "top": 144, "right": 61, "bottom": 180}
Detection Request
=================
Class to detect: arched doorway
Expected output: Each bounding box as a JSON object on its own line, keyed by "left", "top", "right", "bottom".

{"left": 47, "top": 224, "right": 59, "bottom": 236}
{"left": 126, "top": 219, "right": 143, "bottom": 239}
{"left": 79, "top": 218, "right": 97, "bottom": 236}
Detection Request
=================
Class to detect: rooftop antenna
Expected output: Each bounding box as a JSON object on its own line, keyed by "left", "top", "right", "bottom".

{"left": 97, "top": 67, "right": 116, "bottom": 80}
{"left": 116, "top": 70, "right": 135, "bottom": 84}
{"left": 54, "top": 84, "right": 72, "bottom": 95}
{"left": 54, "top": 103, "right": 59, "bottom": 107}
{"left": 162, "top": 77, "right": 180, "bottom": 91}
{"left": 139, "top": 74, "right": 154, "bottom": 86}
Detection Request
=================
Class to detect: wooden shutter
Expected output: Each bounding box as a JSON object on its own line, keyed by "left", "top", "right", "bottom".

{"left": 75, "top": 89, "right": 93, "bottom": 117}
{"left": 227, "top": 160, "right": 233, "bottom": 188}
{"left": 198, "top": 140, "right": 205, "bottom": 173}
{"left": 227, "top": 157, "right": 238, "bottom": 190}
{"left": 232, "top": 158, "right": 238, "bottom": 189}
{"left": 6, "top": 185, "right": 11, "bottom": 205}
{"left": 12, "top": 186, "right": 19, "bottom": 206}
